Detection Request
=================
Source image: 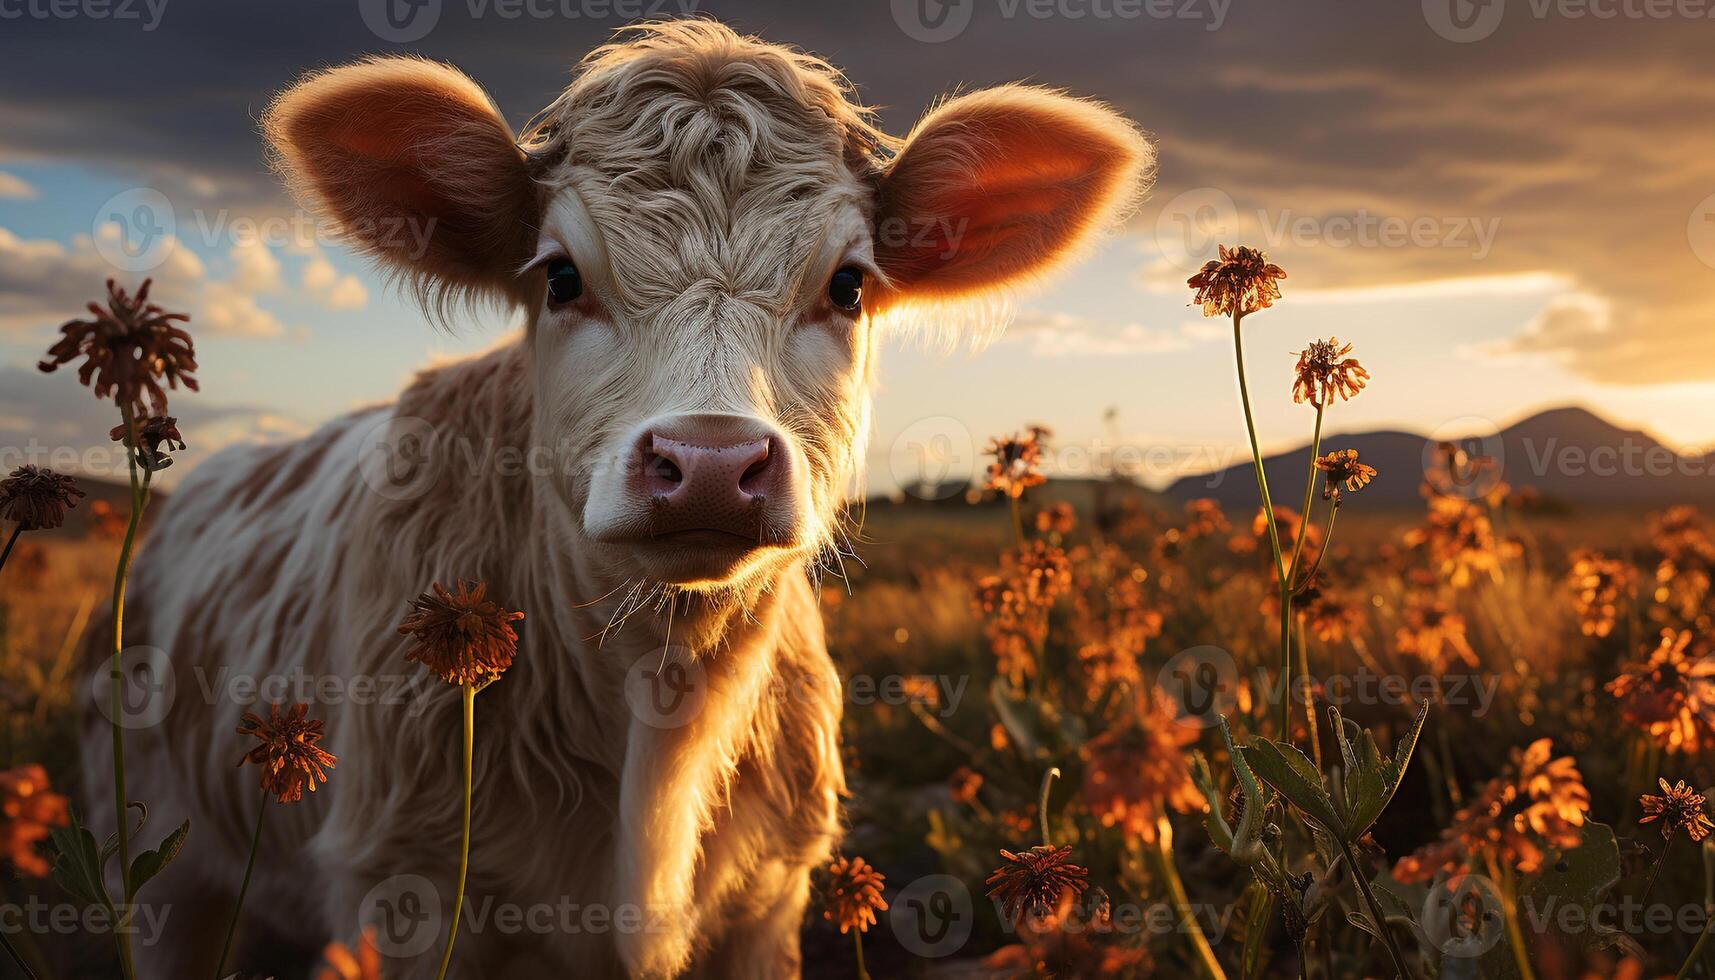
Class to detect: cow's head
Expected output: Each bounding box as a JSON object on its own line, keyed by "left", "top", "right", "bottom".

{"left": 265, "top": 20, "right": 1150, "bottom": 591}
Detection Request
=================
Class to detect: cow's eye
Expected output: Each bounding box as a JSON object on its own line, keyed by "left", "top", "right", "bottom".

{"left": 828, "top": 266, "right": 863, "bottom": 312}
{"left": 546, "top": 258, "right": 583, "bottom": 306}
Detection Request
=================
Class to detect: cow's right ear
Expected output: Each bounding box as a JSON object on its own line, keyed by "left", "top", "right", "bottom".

{"left": 263, "top": 56, "right": 539, "bottom": 309}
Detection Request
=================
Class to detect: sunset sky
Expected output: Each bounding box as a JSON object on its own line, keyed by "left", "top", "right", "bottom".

{"left": 3, "top": 0, "right": 1712, "bottom": 493}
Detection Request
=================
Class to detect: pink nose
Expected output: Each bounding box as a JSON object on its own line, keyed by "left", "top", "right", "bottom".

{"left": 640, "top": 424, "right": 777, "bottom": 539}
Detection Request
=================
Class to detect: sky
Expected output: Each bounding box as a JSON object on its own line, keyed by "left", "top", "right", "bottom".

{"left": 2, "top": 0, "right": 1713, "bottom": 494}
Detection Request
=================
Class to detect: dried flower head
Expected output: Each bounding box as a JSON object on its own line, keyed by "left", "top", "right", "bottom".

{"left": 987, "top": 844, "right": 1091, "bottom": 927}
{"left": 110, "top": 415, "right": 186, "bottom": 472}
{"left": 315, "top": 926, "right": 382, "bottom": 980}
{"left": 950, "top": 766, "right": 984, "bottom": 805}
{"left": 1187, "top": 245, "right": 1287, "bottom": 317}
{"left": 1395, "top": 597, "right": 1478, "bottom": 671}
{"left": 974, "top": 541, "right": 1073, "bottom": 684}
{"left": 1607, "top": 630, "right": 1715, "bottom": 753}
{"left": 1182, "top": 498, "right": 1231, "bottom": 540}
{"left": 1395, "top": 738, "right": 1589, "bottom": 882}
{"left": 821, "top": 855, "right": 888, "bottom": 934}
{"left": 984, "top": 427, "right": 1050, "bottom": 499}
{"left": 39, "top": 279, "right": 198, "bottom": 418}
{"left": 983, "top": 891, "right": 1152, "bottom": 975}
{"left": 1566, "top": 550, "right": 1634, "bottom": 638}
{"left": 1404, "top": 496, "right": 1502, "bottom": 589}
{"left": 1639, "top": 779, "right": 1713, "bottom": 842}
{"left": 1316, "top": 449, "right": 1376, "bottom": 500}
{"left": 1292, "top": 337, "right": 1370, "bottom": 407}
{"left": 236, "top": 703, "right": 337, "bottom": 804}
{"left": 1067, "top": 546, "right": 1164, "bottom": 697}
{"left": 1079, "top": 688, "right": 1205, "bottom": 841}
{"left": 0, "top": 465, "right": 85, "bottom": 532}
{"left": 1300, "top": 587, "right": 1363, "bottom": 644}
{"left": 0, "top": 764, "right": 70, "bottom": 877}
{"left": 1651, "top": 506, "right": 1715, "bottom": 567}
{"left": 1034, "top": 501, "right": 1076, "bottom": 536}
{"left": 397, "top": 579, "right": 525, "bottom": 686}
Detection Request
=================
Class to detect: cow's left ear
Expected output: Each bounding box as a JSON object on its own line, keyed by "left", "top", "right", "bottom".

{"left": 873, "top": 85, "right": 1152, "bottom": 303}
{"left": 263, "top": 56, "right": 540, "bottom": 310}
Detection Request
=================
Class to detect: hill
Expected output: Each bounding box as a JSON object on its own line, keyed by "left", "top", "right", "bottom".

{"left": 1164, "top": 405, "right": 1713, "bottom": 509}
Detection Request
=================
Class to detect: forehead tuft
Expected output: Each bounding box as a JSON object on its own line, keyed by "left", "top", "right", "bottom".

{"left": 523, "top": 20, "right": 894, "bottom": 318}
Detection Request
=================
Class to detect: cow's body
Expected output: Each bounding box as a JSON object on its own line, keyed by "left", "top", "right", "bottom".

{"left": 86, "top": 344, "right": 843, "bottom": 978}
{"left": 78, "top": 18, "right": 1149, "bottom": 979}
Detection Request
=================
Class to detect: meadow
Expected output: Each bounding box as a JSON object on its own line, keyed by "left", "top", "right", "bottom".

{"left": 4, "top": 258, "right": 1715, "bottom": 980}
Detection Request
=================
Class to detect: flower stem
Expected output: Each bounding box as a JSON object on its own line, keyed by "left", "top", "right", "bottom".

{"left": 1007, "top": 493, "right": 1024, "bottom": 546}
{"left": 0, "top": 526, "right": 21, "bottom": 575}
{"left": 435, "top": 683, "right": 477, "bottom": 980}
{"left": 1338, "top": 837, "right": 1410, "bottom": 979}
{"left": 1230, "top": 311, "right": 1293, "bottom": 740}
{"left": 213, "top": 794, "right": 269, "bottom": 980}
{"left": 1288, "top": 404, "right": 1325, "bottom": 581}
{"left": 0, "top": 881, "right": 47, "bottom": 980}
{"left": 1296, "top": 619, "right": 1322, "bottom": 772}
{"left": 109, "top": 403, "right": 146, "bottom": 980}
{"left": 1231, "top": 312, "right": 1285, "bottom": 582}
{"left": 1675, "top": 903, "right": 1715, "bottom": 979}
{"left": 0, "top": 929, "right": 40, "bottom": 980}
{"left": 1150, "top": 816, "right": 1226, "bottom": 980}
{"left": 1643, "top": 838, "right": 1672, "bottom": 907}
{"left": 1487, "top": 854, "right": 1536, "bottom": 980}
{"left": 1293, "top": 503, "right": 1340, "bottom": 596}
{"left": 852, "top": 930, "right": 870, "bottom": 980}
{"left": 1038, "top": 766, "right": 1060, "bottom": 846}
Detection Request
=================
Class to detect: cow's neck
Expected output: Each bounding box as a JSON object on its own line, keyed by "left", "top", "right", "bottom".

{"left": 530, "top": 516, "right": 805, "bottom": 975}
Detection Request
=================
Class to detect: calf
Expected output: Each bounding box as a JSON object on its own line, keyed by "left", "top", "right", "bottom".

{"left": 81, "top": 18, "right": 1150, "bottom": 979}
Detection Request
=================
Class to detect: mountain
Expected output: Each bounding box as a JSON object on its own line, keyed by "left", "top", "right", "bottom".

{"left": 1165, "top": 406, "right": 1715, "bottom": 509}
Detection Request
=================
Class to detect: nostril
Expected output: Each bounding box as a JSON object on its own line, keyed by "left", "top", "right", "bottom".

{"left": 738, "top": 440, "right": 773, "bottom": 497}
{"left": 642, "top": 437, "right": 685, "bottom": 497}
{"left": 646, "top": 452, "right": 683, "bottom": 485}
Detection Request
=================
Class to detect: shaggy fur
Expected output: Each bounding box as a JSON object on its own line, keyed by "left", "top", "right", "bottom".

{"left": 81, "top": 18, "right": 1151, "bottom": 979}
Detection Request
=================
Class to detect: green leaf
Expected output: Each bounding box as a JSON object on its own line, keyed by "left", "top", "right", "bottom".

{"left": 1333, "top": 700, "right": 1429, "bottom": 841}
{"left": 1189, "top": 750, "right": 1234, "bottom": 853}
{"left": 1370, "top": 869, "right": 1427, "bottom": 927}
{"left": 129, "top": 819, "right": 190, "bottom": 892}
{"left": 1520, "top": 820, "right": 1641, "bottom": 959}
{"left": 1238, "top": 881, "right": 1276, "bottom": 980}
{"left": 1240, "top": 737, "right": 1344, "bottom": 837}
{"left": 100, "top": 801, "right": 148, "bottom": 869}
{"left": 1348, "top": 869, "right": 1421, "bottom": 945}
{"left": 49, "top": 809, "right": 110, "bottom": 909}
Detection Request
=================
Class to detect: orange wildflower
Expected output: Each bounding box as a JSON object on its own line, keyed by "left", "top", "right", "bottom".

{"left": 0, "top": 764, "right": 69, "bottom": 877}
{"left": 397, "top": 579, "right": 525, "bottom": 687}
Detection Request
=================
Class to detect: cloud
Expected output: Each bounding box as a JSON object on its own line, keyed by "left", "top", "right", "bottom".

{"left": 1491, "top": 293, "right": 1616, "bottom": 357}
{"left": 1006, "top": 310, "right": 1211, "bottom": 357}
{"left": 1, "top": 1, "right": 1713, "bottom": 385}
{"left": 0, "top": 366, "right": 306, "bottom": 488}
{"left": 1481, "top": 292, "right": 1715, "bottom": 384}
{"left": 0, "top": 222, "right": 286, "bottom": 338}
{"left": 0, "top": 171, "right": 34, "bottom": 200}
{"left": 300, "top": 248, "right": 368, "bottom": 311}
{"left": 230, "top": 237, "right": 283, "bottom": 294}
